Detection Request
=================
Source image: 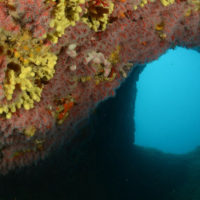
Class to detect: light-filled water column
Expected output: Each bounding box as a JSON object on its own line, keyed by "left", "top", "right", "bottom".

{"left": 134, "top": 47, "right": 200, "bottom": 154}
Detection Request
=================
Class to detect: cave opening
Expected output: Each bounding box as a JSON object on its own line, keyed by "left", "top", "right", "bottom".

{"left": 134, "top": 47, "right": 200, "bottom": 154}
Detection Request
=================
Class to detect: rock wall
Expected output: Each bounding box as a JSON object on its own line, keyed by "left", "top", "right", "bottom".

{"left": 0, "top": 0, "right": 199, "bottom": 173}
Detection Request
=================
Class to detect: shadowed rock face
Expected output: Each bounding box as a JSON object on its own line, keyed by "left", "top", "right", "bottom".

{"left": 193, "top": 46, "right": 200, "bottom": 53}
{"left": 0, "top": 0, "right": 199, "bottom": 173}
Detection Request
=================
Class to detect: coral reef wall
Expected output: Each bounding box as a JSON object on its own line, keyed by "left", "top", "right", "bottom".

{"left": 0, "top": 0, "right": 199, "bottom": 173}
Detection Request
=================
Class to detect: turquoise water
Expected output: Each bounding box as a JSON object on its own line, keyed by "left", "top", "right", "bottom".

{"left": 135, "top": 47, "right": 200, "bottom": 154}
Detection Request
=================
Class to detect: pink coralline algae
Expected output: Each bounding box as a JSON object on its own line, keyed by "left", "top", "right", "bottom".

{"left": 0, "top": 0, "right": 199, "bottom": 174}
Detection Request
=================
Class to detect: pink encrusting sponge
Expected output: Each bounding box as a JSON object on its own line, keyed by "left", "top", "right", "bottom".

{"left": 0, "top": 0, "right": 199, "bottom": 174}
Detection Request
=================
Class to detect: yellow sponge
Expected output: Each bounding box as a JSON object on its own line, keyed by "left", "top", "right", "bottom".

{"left": 0, "top": 29, "right": 57, "bottom": 119}
{"left": 160, "top": 0, "right": 175, "bottom": 6}
{"left": 47, "top": 0, "right": 84, "bottom": 43}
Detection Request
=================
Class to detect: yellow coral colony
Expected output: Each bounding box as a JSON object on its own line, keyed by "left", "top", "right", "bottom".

{"left": 0, "top": 0, "right": 115, "bottom": 120}
{"left": 47, "top": 0, "right": 84, "bottom": 43}
{"left": 24, "top": 125, "right": 36, "bottom": 138}
{"left": 0, "top": 29, "right": 57, "bottom": 119}
{"left": 187, "top": 0, "right": 200, "bottom": 12}
{"left": 160, "top": 0, "right": 174, "bottom": 6}
{"left": 0, "top": 0, "right": 87, "bottom": 120}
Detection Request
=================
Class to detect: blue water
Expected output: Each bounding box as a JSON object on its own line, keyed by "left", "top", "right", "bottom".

{"left": 134, "top": 47, "right": 200, "bottom": 154}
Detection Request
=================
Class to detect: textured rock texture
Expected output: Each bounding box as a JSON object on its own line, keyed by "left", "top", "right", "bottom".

{"left": 0, "top": 0, "right": 199, "bottom": 174}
